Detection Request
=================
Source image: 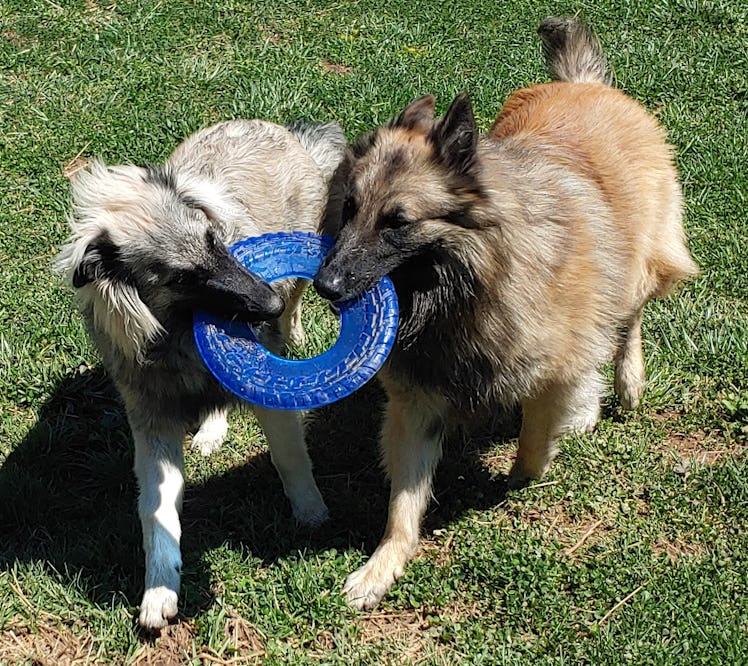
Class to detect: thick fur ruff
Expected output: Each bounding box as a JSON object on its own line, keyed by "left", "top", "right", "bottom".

{"left": 56, "top": 119, "right": 346, "bottom": 629}
{"left": 315, "top": 17, "right": 698, "bottom": 609}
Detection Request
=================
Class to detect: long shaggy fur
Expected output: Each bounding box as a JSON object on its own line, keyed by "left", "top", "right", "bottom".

{"left": 314, "top": 17, "right": 698, "bottom": 609}
{"left": 56, "top": 119, "right": 346, "bottom": 630}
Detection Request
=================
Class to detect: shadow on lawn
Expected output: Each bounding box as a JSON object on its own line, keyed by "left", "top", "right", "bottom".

{"left": 0, "top": 364, "right": 517, "bottom": 623}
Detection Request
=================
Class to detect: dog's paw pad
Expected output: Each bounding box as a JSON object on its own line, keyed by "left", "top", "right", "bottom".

{"left": 343, "top": 563, "right": 398, "bottom": 611}
{"left": 616, "top": 384, "right": 644, "bottom": 411}
{"left": 139, "top": 586, "right": 178, "bottom": 631}
{"left": 507, "top": 464, "right": 535, "bottom": 490}
{"left": 190, "top": 432, "right": 225, "bottom": 457}
{"left": 291, "top": 493, "right": 330, "bottom": 528}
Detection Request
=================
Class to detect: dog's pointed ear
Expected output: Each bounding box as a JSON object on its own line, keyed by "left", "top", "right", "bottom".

{"left": 431, "top": 92, "right": 478, "bottom": 175}
{"left": 72, "top": 231, "right": 131, "bottom": 288}
{"left": 391, "top": 95, "right": 436, "bottom": 131}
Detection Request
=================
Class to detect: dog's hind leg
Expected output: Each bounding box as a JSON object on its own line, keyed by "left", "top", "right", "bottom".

{"left": 614, "top": 306, "right": 646, "bottom": 410}
{"left": 191, "top": 408, "right": 229, "bottom": 456}
{"left": 132, "top": 424, "right": 185, "bottom": 630}
{"left": 344, "top": 392, "right": 445, "bottom": 610}
{"left": 509, "top": 370, "right": 602, "bottom": 488}
{"left": 252, "top": 406, "right": 329, "bottom": 526}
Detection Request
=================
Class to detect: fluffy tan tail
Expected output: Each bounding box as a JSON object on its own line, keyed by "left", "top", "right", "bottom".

{"left": 538, "top": 17, "right": 610, "bottom": 85}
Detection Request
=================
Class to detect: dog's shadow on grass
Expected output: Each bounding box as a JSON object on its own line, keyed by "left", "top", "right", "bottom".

{"left": 0, "top": 365, "right": 517, "bottom": 622}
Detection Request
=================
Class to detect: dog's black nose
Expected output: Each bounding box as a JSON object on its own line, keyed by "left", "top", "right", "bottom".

{"left": 313, "top": 273, "right": 346, "bottom": 303}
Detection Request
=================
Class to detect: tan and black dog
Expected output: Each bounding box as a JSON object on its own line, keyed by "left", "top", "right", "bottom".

{"left": 315, "top": 17, "right": 698, "bottom": 609}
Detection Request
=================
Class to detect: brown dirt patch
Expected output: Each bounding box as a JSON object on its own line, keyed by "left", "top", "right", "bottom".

{"left": 133, "top": 622, "right": 199, "bottom": 665}
{"left": 257, "top": 25, "right": 283, "bottom": 44}
{"left": 357, "top": 602, "right": 479, "bottom": 662}
{"left": 1, "top": 607, "right": 266, "bottom": 666}
{"left": 3, "top": 30, "right": 30, "bottom": 47}
{"left": 312, "top": 630, "right": 337, "bottom": 652}
{"left": 513, "top": 504, "right": 615, "bottom": 556}
{"left": 320, "top": 60, "right": 352, "bottom": 75}
{"left": 132, "top": 609, "right": 265, "bottom": 665}
{"left": 221, "top": 609, "right": 265, "bottom": 659}
{"left": 654, "top": 409, "right": 745, "bottom": 468}
{"left": 359, "top": 607, "right": 429, "bottom": 653}
{"left": 652, "top": 536, "right": 705, "bottom": 563}
{"left": 663, "top": 429, "right": 742, "bottom": 466}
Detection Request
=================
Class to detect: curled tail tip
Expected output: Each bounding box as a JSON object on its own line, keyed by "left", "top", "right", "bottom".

{"left": 537, "top": 17, "right": 580, "bottom": 50}
{"left": 538, "top": 16, "right": 610, "bottom": 85}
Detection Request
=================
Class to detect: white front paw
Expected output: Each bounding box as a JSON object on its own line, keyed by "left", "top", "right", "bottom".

{"left": 191, "top": 430, "right": 225, "bottom": 457}
{"left": 343, "top": 558, "right": 402, "bottom": 610}
{"left": 139, "top": 586, "right": 178, "bottom": 630}
{"left": 615, "top": 375, "right": 645, "bottom": 411}
{"left": 290, "top": 487, "right": 329, "bottom": 527}
{"left": 191, "top": 413, "right": 228, "bottom": 456}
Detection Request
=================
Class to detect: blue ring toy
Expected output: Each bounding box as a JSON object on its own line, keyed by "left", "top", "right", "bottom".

{"left": 193, "top": 232, "right": 399, "bottom": 410}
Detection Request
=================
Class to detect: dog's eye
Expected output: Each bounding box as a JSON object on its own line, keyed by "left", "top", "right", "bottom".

{"left": 205, "top": 228, "right": 221, "bottom": 250}
{"left": 379, "top": 211, "right": 410, "bottom": 229}
{"left": 166, "top": 269, "right": 205, "bottom": 288}
{"left": 165, "top": 271, "right": 191, "bottom": 287}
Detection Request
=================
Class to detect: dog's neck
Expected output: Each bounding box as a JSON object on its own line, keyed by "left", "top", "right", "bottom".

{"left": 390, "top": 249, "right": 482, "bottom": 348}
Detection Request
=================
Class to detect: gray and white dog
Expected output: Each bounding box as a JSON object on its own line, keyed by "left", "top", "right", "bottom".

{"left": 55, "top": 119, "right": 346, "bottom": 629}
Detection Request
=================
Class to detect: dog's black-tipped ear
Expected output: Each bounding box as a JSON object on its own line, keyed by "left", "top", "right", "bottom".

{"left": 73, "top": 243, "right": 105, "bottom": 287}
{"left": 72, "top": 232, "right": 130, "bottom": 288}
{"left": 391, "top": 95, "right": 436, "bottom": 131}
{"left": 431, "top": 92, "right": 478, "bottom": 175}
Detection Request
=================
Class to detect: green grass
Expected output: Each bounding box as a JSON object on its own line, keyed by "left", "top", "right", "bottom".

{"left": 1, "top": 0, "right": 746, "bottom": 663}
{"left": 286, "top": 289, "right": 341, "bottom": 360}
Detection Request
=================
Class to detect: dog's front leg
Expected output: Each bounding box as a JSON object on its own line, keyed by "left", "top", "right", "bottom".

{"left": 344, "top": 394, "right": 445, "bottom": 610}
{"left": 253, "top": 406, "right": 329, "bottom": 527}
{"left": 131, "top": 424, "right": 185, "bottom": 630}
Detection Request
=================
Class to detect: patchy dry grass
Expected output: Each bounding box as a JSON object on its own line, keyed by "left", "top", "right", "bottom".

{"left": 1, "top": 615, "right": 97, "bottom": 666}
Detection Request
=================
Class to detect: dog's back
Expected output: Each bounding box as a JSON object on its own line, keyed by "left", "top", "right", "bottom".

{"left": 492, "top": 18, "right": 698, "bottom": 304}
{"left": 166, "top": 119, "right": 345, "bottom": 245}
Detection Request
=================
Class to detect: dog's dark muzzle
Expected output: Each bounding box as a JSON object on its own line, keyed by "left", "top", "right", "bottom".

{"left": 314, "top": 254, "right": 371, "bottom": 304}
{"left": 199, "top": 257, "right": 284, "bottom": 322}
{"left": 314, "top": 228, "right": 400, "bottom": 303}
